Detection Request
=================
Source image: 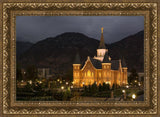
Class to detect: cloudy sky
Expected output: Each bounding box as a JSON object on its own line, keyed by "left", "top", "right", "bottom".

{"left": 16, "top": 16, "right": 144, "bottom": 44}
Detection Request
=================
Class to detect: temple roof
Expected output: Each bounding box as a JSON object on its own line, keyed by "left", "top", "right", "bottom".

{"left": 102, "top": 52, "right": 110, "bottom": 63}
{"left": 73, "top": 53, "right": 81, "bottom": 64}
{"left": 98, "top": 27, "right": 106, "bottom": 49}
{"left": 81, "top": 57, "right": 102, "bottom": 69}
{"left": 90, "top": 57, "right": 102, "bottom": 69}
{"left": 81, "top": 57, "right": 127, "bottom": 70}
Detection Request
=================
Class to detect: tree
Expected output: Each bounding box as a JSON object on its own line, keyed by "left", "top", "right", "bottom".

{"left": 98, "top": 84, "right": 103, "bottom": 92}
{"left": 112, "top": 83, "right": 115, "bottom": 90}
{"left": 102, "top": 82, "right": 107, "bottom": 91}
{"left": 128, "top": 68, "right": 139, "bottom": 85}
{"left": 84, "top": 86, "right": 88, "bottom": 93}
{"left": 91, "top": 82, "right": 98, "bottom": 93}
{"left": 88, "top": 85, "right": 91, "bottom": 93}
{"left": 106, "top": 83, "right": 110, "bottom": 90}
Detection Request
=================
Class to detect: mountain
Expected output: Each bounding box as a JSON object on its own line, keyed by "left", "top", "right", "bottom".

{"left": 108, "top": 30, "right": 144, "bottom": 72}
{"left": 17, "top": 31, "right": 144, "bottom": 72}
{"left": 16, "top": 41, "right": 33, "bottom": 59}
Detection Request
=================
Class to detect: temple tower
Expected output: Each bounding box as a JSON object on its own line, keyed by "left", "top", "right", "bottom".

{"left": 73, "top": 53, "right": 81, "bottom": 87}
{"left": 94, "top": 27, "right": 108, "bottom": 61}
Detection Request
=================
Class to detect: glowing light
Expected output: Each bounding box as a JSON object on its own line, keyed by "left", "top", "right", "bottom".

{"left": 57, "top": 79, "right": 60, "bottom": 82}
{"left": 138, "top": 82, "right": 141, "bottom": 86}
{"left": 126, "top": 85, "right": 129, "bottom": 88}
{"left": 132, "top": 94, "right": 136, "bottom": 99}
{"left": 82, "top": 82, "right": 85, "bottom": 85}
{"left": 66, "top": 82, "right": 68, "bottom": 85}
{"left": 39, "top": 81, "right": 42, "bottom": 84}
{"left": 71, "top": 86, "right": 73, "bottom": 88}
{"left": 61, "top": 86, "right": 64, "bottom": 90}
{"left": 28, "top": 80, "right": 32, "bottom": 84}
{"left": 87, "top": 70, "right": 91, "bottom": 77}
{"left": 105, "top": 81, "right": 109, "bottom": 84}
{"left": 122, "top": 90, "right": 125, "bottom": 93}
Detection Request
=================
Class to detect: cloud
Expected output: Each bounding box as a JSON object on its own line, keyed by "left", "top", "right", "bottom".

{"left": 16, "top": 16, "right": 144, "bottom": 43}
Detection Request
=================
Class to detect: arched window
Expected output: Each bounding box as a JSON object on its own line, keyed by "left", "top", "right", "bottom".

{"left": 77, "top": 73, "right": 79, "bottom": 76}
{"left": 92, "top": 72, "right": 94, "bottom": 77}
{"left": 85, "top": 72, "right": 86, "bottom": 77}
{"left": 104, "top": 72, "right": 106, "bottom": 77}
{"left": 87, "top": 70, "right": 91, "bottom": 77}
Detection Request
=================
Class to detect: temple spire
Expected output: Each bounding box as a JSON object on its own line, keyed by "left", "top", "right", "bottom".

{"left": 98, "top": 27, "right": 106, "bottom": 49}
{"left": 101, "top": 27, "right": 104, "bottom": 33}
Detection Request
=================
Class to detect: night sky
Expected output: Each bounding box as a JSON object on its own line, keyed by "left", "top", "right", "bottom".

{"left": 16, "top": 16, "right": 144, "bottom": 44}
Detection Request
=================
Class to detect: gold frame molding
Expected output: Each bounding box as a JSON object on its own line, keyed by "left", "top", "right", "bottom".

{"left": 0, "top": 0, "right": 159, "bottom": 116}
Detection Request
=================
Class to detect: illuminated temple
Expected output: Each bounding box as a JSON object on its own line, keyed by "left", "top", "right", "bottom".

{"left": 73, "top": 27, "right": 128, "bottom": 88}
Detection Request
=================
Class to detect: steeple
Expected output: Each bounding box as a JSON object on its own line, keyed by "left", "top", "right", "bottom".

{"left": 98, "top": 27, "right": 106, "bottom": 49}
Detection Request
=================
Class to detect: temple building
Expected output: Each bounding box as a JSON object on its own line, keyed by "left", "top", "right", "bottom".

{"left": 73, "top": 27, "right": 128, "bottom": 88}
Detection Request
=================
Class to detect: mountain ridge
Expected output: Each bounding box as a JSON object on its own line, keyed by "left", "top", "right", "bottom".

{"left": 17, "top": 30, "right": 144, "bottom": 72}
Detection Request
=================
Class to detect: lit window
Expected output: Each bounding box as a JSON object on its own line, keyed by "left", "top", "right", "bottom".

{"left": 104, "top": 72, "right": 106, "bottom": 77}
{"left": 87, "top": 70, "right": 91, "bottom": 77}
{"left": 92, "top": 72, "right": 94, "bottom": 77}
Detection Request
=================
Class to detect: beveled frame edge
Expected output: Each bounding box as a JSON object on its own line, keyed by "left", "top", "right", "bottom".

{"left": 0, "top": 0, "right": 157, "bottom": 114}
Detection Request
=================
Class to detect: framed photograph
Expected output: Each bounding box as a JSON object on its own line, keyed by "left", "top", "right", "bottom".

{"left": 0, "top": 0, "right": 159, "bottom": 116}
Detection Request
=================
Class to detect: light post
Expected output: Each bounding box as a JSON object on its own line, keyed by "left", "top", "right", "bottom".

{"left": 122, "top": 90, "right": 126, "bottom": 100}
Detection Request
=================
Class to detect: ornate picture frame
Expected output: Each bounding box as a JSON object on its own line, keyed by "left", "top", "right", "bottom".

{"left": 0, "top": 0, "right": 159, "bottom": 116}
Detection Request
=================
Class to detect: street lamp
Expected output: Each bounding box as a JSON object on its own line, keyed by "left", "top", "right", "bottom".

{"left": 122, "top": 90, "right": 126, "bottom": 100}
{"left": 132, "top": 94, "right": 136, "bottom": 101}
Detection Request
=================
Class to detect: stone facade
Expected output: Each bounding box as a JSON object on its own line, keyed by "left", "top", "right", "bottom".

{"left": 73, "top": 28, "right": 128, "bottom": 88}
